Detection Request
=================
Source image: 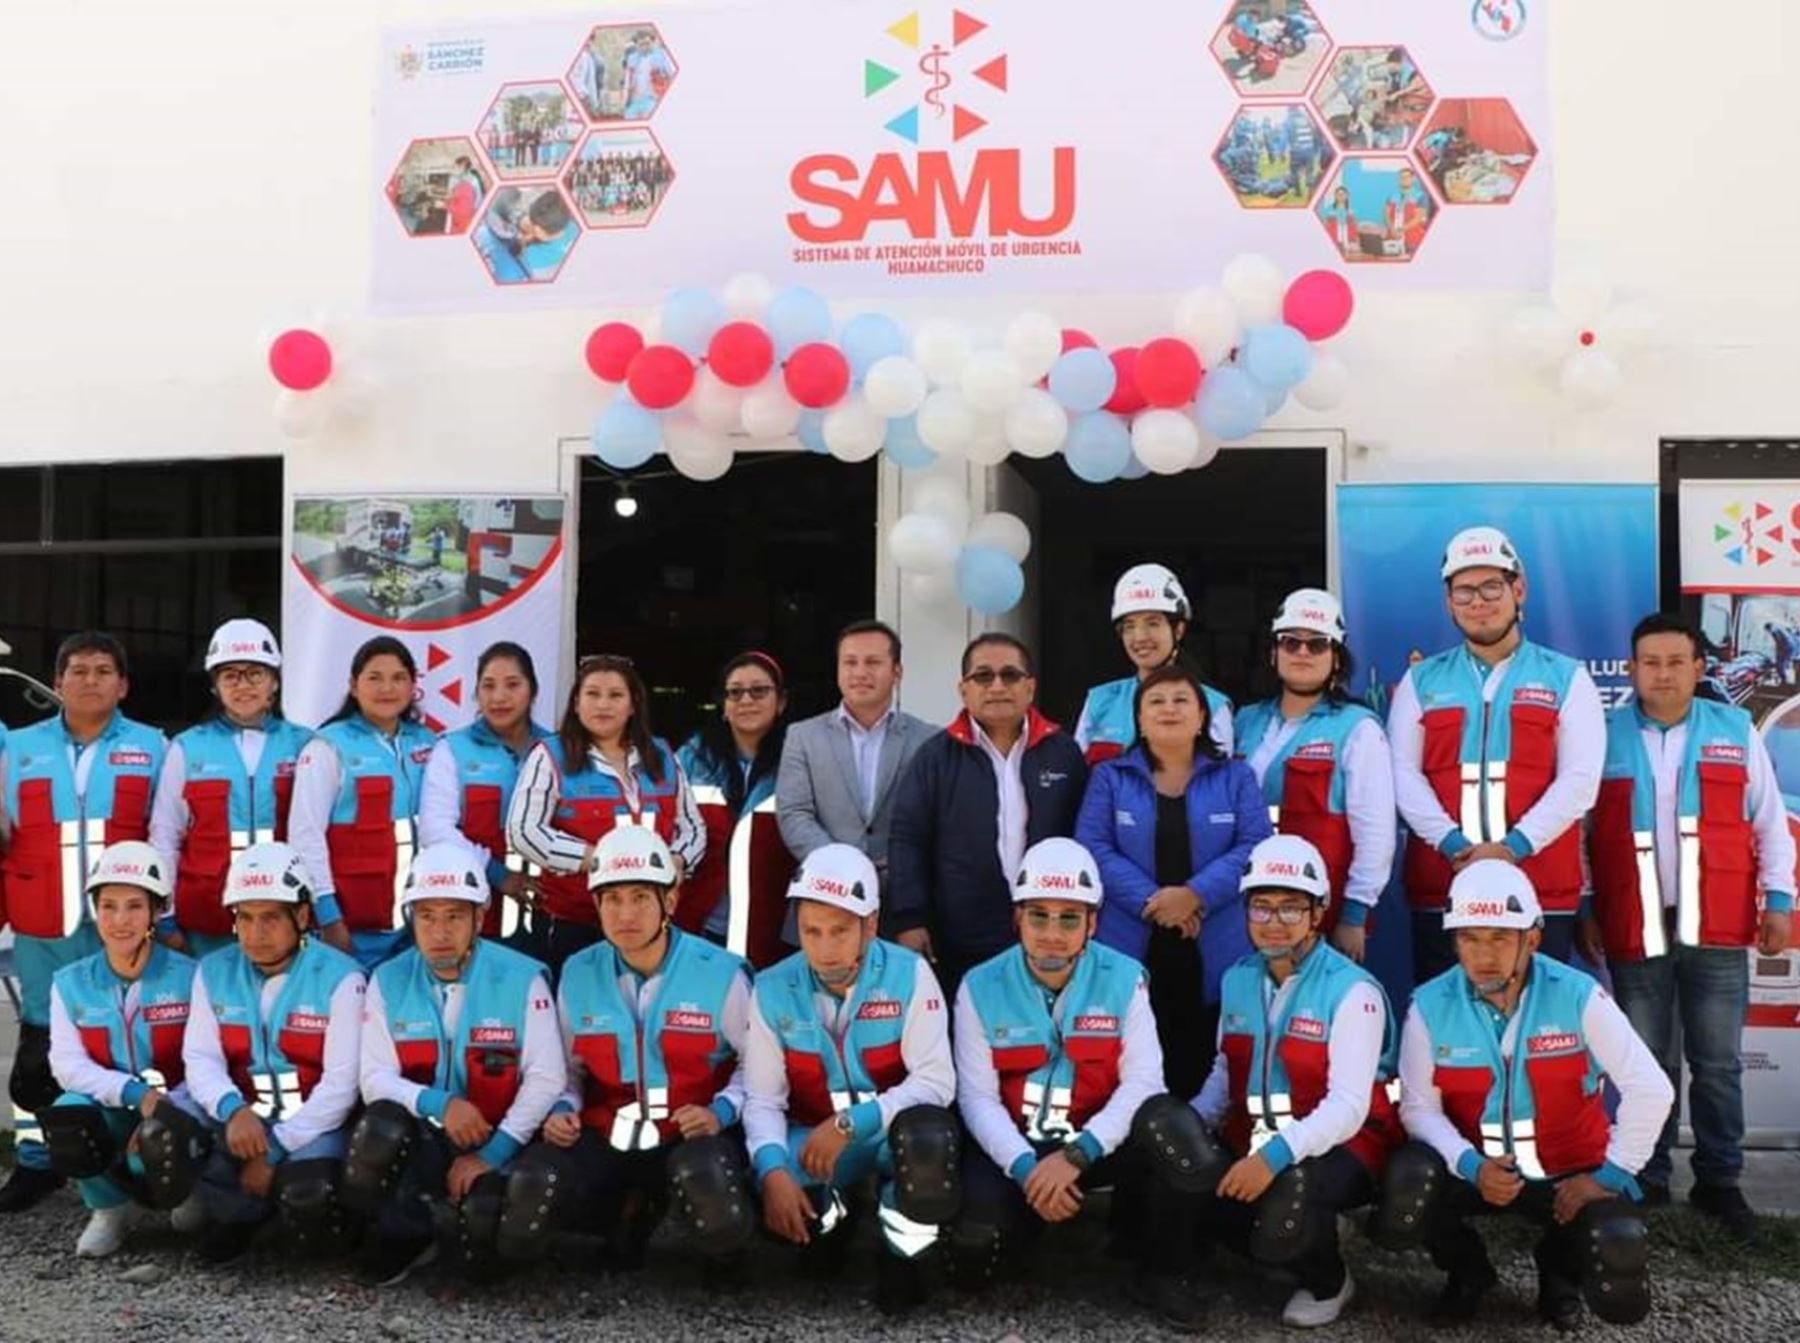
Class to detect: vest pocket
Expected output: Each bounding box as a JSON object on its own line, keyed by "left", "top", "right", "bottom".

{"left": 465, "top": 1046, "right": 521, "bottom": 1128}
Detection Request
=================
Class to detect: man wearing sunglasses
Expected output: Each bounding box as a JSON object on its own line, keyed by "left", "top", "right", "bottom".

{"left": 1389, "top": 526, "right": 1604, "bottom": 983}
{"left": 888, "top": 634, "right": 1087, "bottom": 1000}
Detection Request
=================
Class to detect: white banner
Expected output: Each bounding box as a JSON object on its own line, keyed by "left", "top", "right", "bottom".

{"left": 372, "top": 0, "right": 1551, "bottom": 313}
{"left": 283, "top": 495, "right": 567, "bottom": 732}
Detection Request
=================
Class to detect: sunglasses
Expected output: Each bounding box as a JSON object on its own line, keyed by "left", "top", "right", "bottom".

{"left": 1449, "top": 579, "right": 1510, "bottom": 606}
{"left": 1023, "top": 908, "right": 1086, "bottom": 932}
{"left": 723, "top": 684, "right": 776, "bottom": 702}
{"left": 1247, "top": 903, "right": 1313, "bottom": 926}
{"left": 1276, "top": 635, "right": 1333, "bottom": 657}
{"left": 964, "top": 666, "right": 1031, "bottom": 688}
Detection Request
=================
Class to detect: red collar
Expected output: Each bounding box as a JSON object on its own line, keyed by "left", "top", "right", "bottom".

{"left": 947, "top": 705, "right": 1061, "bottom": 751}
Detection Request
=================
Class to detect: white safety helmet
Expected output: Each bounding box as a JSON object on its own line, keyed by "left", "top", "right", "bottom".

{"left": 1442, "top": 860, "right": 1542, "bottom": 930}
{"left": 1239, "top": 834, "right": 1331, "bottom": 905}
{"left": 205, "top": 618, "right": 282, "bottom": 672}
{"left": 223, "top": 841, "right": 315, "bottom": 907}
{"left": 400, "top": 841, "right": 491, "bottom": 914}
{"left": 85, "top": 841, "right": 173, "bottom": 906}
{"left": 588, "top": 826, "right": 678, "bottom": 891}
{"left": 1111, "top": 563, "right": 1191, "bottom": 623}
{"left": 1440, "top": 526, "right": 1521, "bottom": 581}
{"left": 1271, "top": 588, "right": 1345, "bottom": 641}
{"left": 785, "top": 843, "right": 880, "bottom": 919}
{"left": 1012, "top": 837, "right": 1103, "bottom": 907}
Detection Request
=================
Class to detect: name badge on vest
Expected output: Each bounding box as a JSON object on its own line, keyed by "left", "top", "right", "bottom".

{"left": 1071, "top": 1013, "right": 1118, "bottom": 1032}
{"left": 665, "top": 1009, "right": 714, "bottom": 1030}
{"left": 285, "top": 1012, "right": 328, "bottom": 1033}
{"left": 471, "top": 1025, "right": 517, "bottom": 1046}
{"left": 1526, "top": 1030, "right": 1580, "bottom": 1056}
{"left": 1513, "top": 686, "right": 1557, "bottom": 708}
{"left": 109, "top": 749, "right": 153, "bottom": 768}
{"left": 1293, "top": 742, "right": 1335, "bottom": 760}
{"left": 1287, "top": 1015, "right": 1326, "bottom": 1040}
{"left": 144, "top": 1002, "right": 189, "bottom": 1026}
{"left": 1699, "top": 743, "right": 1745, "bottom": 764}
{"left": 856, "top": 999, "right": 902, "bottom": 1021}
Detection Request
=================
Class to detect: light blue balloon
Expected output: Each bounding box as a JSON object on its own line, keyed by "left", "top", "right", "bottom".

{"left": 1241, "top": 323, "right": 1314, "bottom": 391}
{"left": 591, "top": 398, "right": 662, "bottom": 470}
{"left": 796, "top": 409, "right": 829, "bottom": 454}
{"left": 661, "top": 287, "right": 726, "bottom": 357}
{"left": 1063, "top": 411, "right": 1132, "bottom": 483}
{"left": 839, "top": 312, "right": 908, "bottom": 380}
{"left": 1047, "top": 348, "right": 1117, "bottom": 414}
{"left": 766, "top": 286, "right": 833, "bottom": 359}
{"left": 1197, "top": 366, "right": 1266, "bottom": 441}
{"left": 1119, "top": 452, "right": 1151, "bottom": 480}
{"left": 1259, "top": 375, "right": 1286, "bottom": 414}
{"left": 883, "top": 414, "right": 938, "bottom": 470}
{"left": 955, "top": 544, "right": 1026, "bottom": 615}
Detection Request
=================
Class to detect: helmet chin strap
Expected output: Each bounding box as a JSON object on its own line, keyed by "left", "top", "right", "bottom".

{"left": 1259, "top": 931, "right": 1318, "bottom": 965}
{"left": 815, "top": 961, "right": 858, "bottom": 987}
{"left": 1473, "top": 935, "right": 1532, "bottom": 997}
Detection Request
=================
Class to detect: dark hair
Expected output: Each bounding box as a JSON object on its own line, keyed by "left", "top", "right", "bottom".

{"left": 1632, "top": 612, "right": 1704, "bottom": 659}
{"left": 960, "top": 632, "right": 1035, "bottom": 678}
{"left": 693, "top": 651, "right": 790, "bottom": 814}
{"left": 476, "top": 641, "right": 539, "bottom": 704}
{"left": 529, "top": 190, "right": 571, "bottom": 235}
{"left": 325, "top": 636, "right": 421, "bottom": 726}
{"left": 560, "top": 654, "right": 662, "bottom": 783}
{"left": 55, "top": 631, "right": 128, "bottom": 681}
{"left": 836, "top": 618, "right": 901, "bottom": 665}
{"left": 1133, "top": 664, "right": 1226, "bottom": 764}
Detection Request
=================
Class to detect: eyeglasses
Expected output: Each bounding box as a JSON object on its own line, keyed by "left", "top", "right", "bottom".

{"left": 723, "top": 684, "right": 776, "bottom": 702}
{"left": 216, "top": 667, "right": 273, "bottom": 688}
{"left": 1276, "top": 635, "right": 1333, "bottom": 657}
{"left": 1247, "top": 903, "right": 1314, "bottom": 926}
{"left": 1023, "top": 908, "right": 1086, "bottom": 932}
{"left": 1449, "top": 579, "right": 1510, "bottom": 606}
{"left": 964, "top": 667, "right": 1031, "bottom": 688}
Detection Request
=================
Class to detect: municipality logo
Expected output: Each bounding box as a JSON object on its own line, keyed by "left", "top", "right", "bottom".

{"left": 1472, "top": 0, "right": 1526, "bottom": 41}
{"left": 395, "top": 45, "right": 423, "bottom": 80}
{"left": 863, "top": 8, "right": 1008, "bottom": 145}
{"left": 1714, "top": 500, "right": 1784, "bottom": 567}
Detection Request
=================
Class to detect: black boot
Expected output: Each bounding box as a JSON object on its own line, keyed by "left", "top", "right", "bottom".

{"left": 1129, "top": 1269, "right": 1208, "bottom": 1332}
{"left": 876, "top": 1251, "right": 926, "bottom": 1317}
{"left": 0, "top": 1164, "right": 64, "bottom": 1214}
{"left": 1428, "top": 1259, "right": 1498, "bottom": 1323}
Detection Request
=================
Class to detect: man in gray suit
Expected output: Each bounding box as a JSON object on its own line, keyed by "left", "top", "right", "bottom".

{"left": 776, "top": 619, "right": 932, "bottom": 876}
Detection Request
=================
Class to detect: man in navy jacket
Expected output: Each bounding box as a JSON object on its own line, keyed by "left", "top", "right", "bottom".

{"left": 887, "top": 635, "right": 1087, "bottom": 999}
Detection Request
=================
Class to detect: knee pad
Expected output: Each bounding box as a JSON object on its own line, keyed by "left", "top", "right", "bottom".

{"left": 1368, "top": 1140, "right": 1446, "bottom": 1251}
{"left": 496, "top": 1147, "right": 568, "bottom": 1262}
{"left": 888, "top": 1104, "right": 961, "bottom": 1225}
{"left": 136, "top": 1100, "right": 210, "bottom": 1210}
{"left": 450, "top": 1176, "right": 509, "bottom": 1282}
{"left": 341, "top": 1100, "right": 414, "bottom": 1216}
{"left": 1580, "top": 1201, "right": 1651, "bottom": 1325}
{"left": 666, "top": 1135, "right": 753, "bottom": 1259}
{"left": 1248, "top": 1161, "right": 1312, "bottom": 1265}
{"left": 1131, "top": 1095, "right": 1228, "bottom": 1195}
{"left": 948, "top": 1219, "right": 1007, "bottom": 1288}
{"left": 9, "top": 1024, "right": 58, "bottom": 1113}
{"left": 40, "top": 1101, "right": 118, "bottom": 1180}
{"left": 275, "top": 1159, "right": 344, "bottom": 1256}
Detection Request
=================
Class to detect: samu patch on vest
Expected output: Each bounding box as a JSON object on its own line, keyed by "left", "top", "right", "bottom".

{"left": 1527, "top": 1031, "right": 1580, "bottom": 1055}
{"left": 109, "top": 749, "right": 153, "bottom": 768}
{"left": 1700, "top": 742, "right": 1747, "bottom": 764}
{"left": 410, "top": 746, "right": 434, "bottom": 765}
{"left": 143, "top": 1002, "right": 189, "bottom": 1025}
{"left": 1287, "top": 1015, "right": 1326, "bottom": 1040}
{"left": 470, "top": 1025, "right": 517, "bottom": 1046}
{"left": 1071, "top": 1014, "right": 1118, "bottom": 1032}
{"left": 1512, "top": 686, "right": 1558, "bottom": 709}
{"left": 856, "top": 999, "right": 903, "bottom": 1021}
{"left": 285, "top": 1012, "right": 329, "bottom": 1033}
{"left": 665, "top": 1009, "right": 714, "bottom": 1030}
{"left": 1293, "top": 742, "right": 1336, "bottom": 760}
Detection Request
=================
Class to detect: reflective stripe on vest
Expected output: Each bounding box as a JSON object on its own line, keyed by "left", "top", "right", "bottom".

{"left": 1248, "top": 1088, "right": 1295, "bottom": 1153}
{"left": 609, "top": 1085, "right": 671, "bottom": 1152}
{"left": 1021, "top": 1077, "right": 1074, "bottom": 1142}
{"left": 390, "top": 819, "right": 415, "bottom": 931}
{"left": 57, "top": 818, "right": 105, "bottom": 939}
{"left": 726, "top": 795, "right": 777, "bottom": 960}
{"left": 1480, "top": 1116, "right": 1547, "bottom": 1180}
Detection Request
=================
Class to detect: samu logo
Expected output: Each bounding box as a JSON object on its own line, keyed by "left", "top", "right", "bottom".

{"left": 1471, "top": 0, "right": 1526, "bottom": 40}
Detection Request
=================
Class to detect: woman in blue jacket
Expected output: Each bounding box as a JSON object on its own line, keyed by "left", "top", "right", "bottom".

{"left": 1076, "top": 664, "right": 1271, "bottom": 1098}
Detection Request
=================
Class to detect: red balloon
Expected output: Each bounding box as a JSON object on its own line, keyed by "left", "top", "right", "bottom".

{"left": 268, "top": 329, "right": 332, "bottom": 391}
{"left": 782, "top": 342, "right": 850, "bottom": 409}
{"left": 1061, "top": 328, "right": 1097, "bottom": 353}
{"left": 707, "top": 321, "right": 775, "bottom": 388}
{"left": 626, "top": 344, "right": 695, "bottom": 410}
{"left": 585, "top": 322, "right": 644, "bottom": 383}
{"left": 1134, "top": 337, "right": 1204, "bottom": 408}
{"left": 1104, "top": 347, "right": 1148, "bottom": 416}
{"left": 1283, "top": 270, "right": 1355, "bottom": 342}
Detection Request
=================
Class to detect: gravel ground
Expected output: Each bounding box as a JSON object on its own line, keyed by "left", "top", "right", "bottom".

{"left": 0, "top": 1186, "right": 1794, "bottom": 1343}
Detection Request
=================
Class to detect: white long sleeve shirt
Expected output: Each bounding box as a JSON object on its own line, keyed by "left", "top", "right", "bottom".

{"left": 1388, "top": 652, "right": 1605, "bottom": 857}
{"left": 1397, "top": 983, "right": 1673, "bottom": 1186}
{"left": 417, "top": 737, "right": 470, "bottom": 852}
{"left": 1190, "top": 973, "right": 1386, "bottom": 1170}
{"left": 181, "top": 968, "right": 365, "bottom": 1160}
{"left": 48, "top": 978, "right": 192, "bottom": 1110}
{"left": 955, "top": 969, "right": 1163, "bottom": 1179}
{"left": 1245, "top": 713, "right": 1398, "bottom": 909}
{"left": 742, "top": 959, "right": 955, "bottom": 1179}
{"left": 285, "top": 735, "right": 352, "bottom": 909}
{"left": 505, "top": 739, "right": 706, "bottom": 875}
{"left": 359, "top": 968, "right": 565, "bottom": 1165}
{"left": 146, "top": 730, "right": 273, "bottom": 872}
{"left": 970, "top": 722, "right": 1029, "bottom": 884}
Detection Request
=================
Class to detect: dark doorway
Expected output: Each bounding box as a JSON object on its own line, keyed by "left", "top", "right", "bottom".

{"left": 1011, "top": 447, "right": 1331, "bottom": 723}
{"left": 576, "top": 453, "right": 877, "bottom": 750}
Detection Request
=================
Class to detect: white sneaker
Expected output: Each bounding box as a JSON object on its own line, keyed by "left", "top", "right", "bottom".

{"left": 76, "top": 1205, "right": 136, "bottom": 1258}
{"left": 1282, "top": 1270, "right": 1355, "bottom": 1328}
{"left": 169, "top": 1193, "right": 207, "bottom": 1234}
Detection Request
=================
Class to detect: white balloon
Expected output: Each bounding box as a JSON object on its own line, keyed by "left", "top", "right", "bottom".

{"left": 739, "top": 378, "right": 802, "bottom": 439}
{"left": 273, "top": 388, "right": 330, "bottom": 440}
{"left": 1130, "top": 409, "right": 1202, "bottom": 475}
{"left": 966, "top": 511, "right": 1032, "bottom": 563}
{"left": 1504, "top": 305, "right": 1576, "bottom": 370}
{"left": 690, "top": 369, "right": 746, "bottom": 434}
{"left": 962, "top": 412, "right": 1012, "bottom": 466}
{"left": 863, "top": 355, "right": 929, "bottom": 418}
{"left": 1292, "top": 352, "right": 1351, "bottom": 411}
{"left": 1559, "top": 347, "right": 1621, "bottom": 410}
{"left": 960, "top": 350, "right": 1027, "bottom": 415}
{"left": 916, "top": 388, "right": 977, "bottom": 458}
{"left": 329, "top": 367, "right": 379, "bottom": 425}
{"left": 664, "top": 421, "right": 736, "bottom": 481}
{"left": 1174, "top": 288, "right": 1242, "bottom": 367}
{"left": 887, "top": 511, "right": 960, "bottom": 574}
{"left": 821, "top": 393, "right": 886, "bottom": 462}
{"left": 1003, "top": 389, "right": 1069, "bottom": 459}
{"left": 1222, "top": 253, "right": 1285, "bottom": 327}
{"left": 1003, "top": 311, "right": 1064, "bottom": 383}
{"left": 911, "top": 474, "right": 971, "bottom": 542}
{"left": 722, "top": 272, "right": 774, "bottom": 318}
{"left": 1595, "top": 301, "right": 1662, "bottom": 360}
{"left": 904, "top": 568, "right": 959, "bottom": 610}
{"left": 913, "top": 320, "right": 974, "bottom": 386}
{"left": 1191, "top": 431, "right": 1222, "bottom": 471}
{"left": 1551, "top": 268, "right": 1615, "bottom": 328}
